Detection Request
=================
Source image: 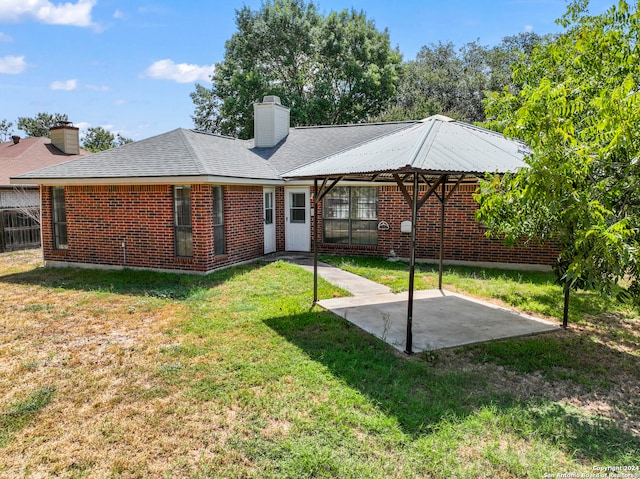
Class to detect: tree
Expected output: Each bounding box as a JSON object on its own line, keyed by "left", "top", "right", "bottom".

{"left": 383, "top": 33, "right": 550, "bottom": 124}
{"left": 476, "top": 0, "right": 640, "bottom": 326}
{"left": 0, "top": 119, "right": 14, "bottom": 142}
{"left": 82, "top": 126, "right": 133, "bottom": 152}
{"left": 17, "top": 112, "right": 69, "bottom": 138}
{"left": 190, "top": 0, "right": 401, "bottom": 139}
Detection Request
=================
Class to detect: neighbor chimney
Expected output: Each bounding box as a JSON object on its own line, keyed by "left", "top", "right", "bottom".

{"left": 50, "top": 121, "right": 80, "bottom": 154}
{"left": 11, "top": 135, "right": 20, "bottom": 144}
{"left": 253, "top": 96, "right": 290, "bottom": 148}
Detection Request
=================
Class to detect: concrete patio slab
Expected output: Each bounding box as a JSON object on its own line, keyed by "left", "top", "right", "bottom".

{"left": 275, "top": 254, "right": 560, "bottom": 354}
{"left": 318, "top": 290, "right": 559, "bottom": 353}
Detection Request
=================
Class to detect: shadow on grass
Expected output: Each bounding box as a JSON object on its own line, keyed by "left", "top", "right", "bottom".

{"left": 0, "top": 262, "right": 266, "bottom": 300}
{"left": 465, "top": 330, "right": 640, "bottom": 388}
{"left": 264, "top": 309, "right": 640, "bottom": 463}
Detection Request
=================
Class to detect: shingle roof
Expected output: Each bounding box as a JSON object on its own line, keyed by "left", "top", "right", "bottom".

{"left": 12, "top": 117, "right": 527, "bottom": 184}
{"left": 1, "top": 136, "right": 88, "bottom": 187}
{"left": 250, "top": 121, "right": 417, "bottom": 173}
{"left": 12, "top": 122, "right": 416, "bottom": 183}
{"left": 284, "top": 115, "right": 530, "bottom": 179}
{"left": 14, "top": 129, "right": 280, "bottom": 181}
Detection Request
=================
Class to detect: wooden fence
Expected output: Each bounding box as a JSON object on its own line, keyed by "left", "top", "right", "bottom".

{"left": 0, "top": 209, "right": 41, "bottom": 252}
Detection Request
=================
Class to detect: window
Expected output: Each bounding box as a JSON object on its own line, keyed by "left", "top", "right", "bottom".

{"left": 264, "top": 190, "right": 273, "bottom": 225}
{"left": 323, "top": 186, "right": 377, "bottom": 245}
{"left": 289, "top": 192, "right": 306, "bottom": 223}
{"left": 213, "top": 185, "right": 225, "bottom": 255}
{"left": 51, "top": 186, "right": 68, "bottom": 249}
{"left": 174, "top": 186, "right": 192, "bottom": 257}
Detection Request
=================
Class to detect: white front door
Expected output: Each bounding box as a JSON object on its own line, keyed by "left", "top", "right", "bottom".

{"left": 263, "top": 187, "right": 276, "bottom": 254}
{"left": 285, "top": 187, "right": 310, "bottom": 252}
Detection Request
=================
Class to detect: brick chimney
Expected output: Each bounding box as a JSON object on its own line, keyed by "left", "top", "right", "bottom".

{"left": 253, "top": 96, "right": 290, "bottom": 148}
{"left": 50, "top": 122, "right": 80, "bottom": 154}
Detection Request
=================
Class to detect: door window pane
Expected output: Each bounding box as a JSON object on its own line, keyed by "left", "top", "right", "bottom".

{"left": 290, "top": 192, "right": 306, "bottom": 223}
{"left": 264, "top": 191, "right": 273, "bottom": 225}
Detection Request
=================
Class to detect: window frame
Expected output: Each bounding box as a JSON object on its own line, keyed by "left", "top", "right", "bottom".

{"left": 173, "top": 185, "right": 193, "bottom": 258}
{"left": 323, "top": 186, "right": 378, "bottom": 246}
{"left": 213, "top": 185, "right": 225, "bottom": 255}
{"left": 51, "top": 186, "right": 68, "bottom": 250}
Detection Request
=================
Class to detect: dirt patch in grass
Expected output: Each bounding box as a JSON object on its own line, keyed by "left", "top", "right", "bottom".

{"left": 0, "top": 251, "right": 248, "bottom": 477}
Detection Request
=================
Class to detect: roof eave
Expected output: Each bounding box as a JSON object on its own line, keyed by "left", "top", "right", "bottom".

{"left": 283, "top": 166, "right": 522, "bottom": 181}
{"left": 10, "top": 174, "right": 285, "bottom": 186}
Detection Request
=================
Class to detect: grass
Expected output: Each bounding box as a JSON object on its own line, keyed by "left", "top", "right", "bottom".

{"left": 320, "top": 255, "right": 638, "bottom": 323}
{"left": 0, "top": 386, "right": 55, "bottom": 448}
{"left": 0, "top": 249, "right": 638, "bottom": 478}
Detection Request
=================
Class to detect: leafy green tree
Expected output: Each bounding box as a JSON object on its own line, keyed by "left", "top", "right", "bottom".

{"left": 477, "top": 0, "right": 640, "bottom": 326}
{"left": 191, "top": 0, "right": 401, "bottom": 139}
{"left": 384, "top": 33, "right": 549, "bottom": 124}
{"left": 0, "top": 119, "right": 13, "bottom": 142}
{"left": 82, "top": 126, "right": 133, "bottom": 152}
{"left": 17, "top": 112, "right": 69, "bottom": 138}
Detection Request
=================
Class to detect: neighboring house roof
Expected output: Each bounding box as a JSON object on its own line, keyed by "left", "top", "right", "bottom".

{"left": 11, "top": 122, "right": 416, "bottom": 185}
{"left": 284, "top": 115, "right": 530, "bottom": 180}
{"left": 1, "top": 136, "right": 88, "bottom": 187}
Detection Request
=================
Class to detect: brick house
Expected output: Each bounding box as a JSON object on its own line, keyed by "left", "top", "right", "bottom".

{"left": 11, "top": 97, "right": 555, "bottom": 273}
{"left": 1, "top": 127, "right": 87, "bottom": 252}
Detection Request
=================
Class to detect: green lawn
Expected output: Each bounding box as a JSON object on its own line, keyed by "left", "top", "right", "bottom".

{"left": 1, "top": 250, "right": 638, "bottom": 478}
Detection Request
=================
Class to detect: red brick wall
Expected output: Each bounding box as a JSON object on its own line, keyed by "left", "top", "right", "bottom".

{"left": 315, "top": 182, "right": 558, "bottom": 266}
{"left": 215, "top": 185, "right": 266, "bottom": 269}
{"left": 41, "top": 184, "right": 268, "bottom": 273}
{"left": 40, "top": 181, "right": 557, "bottom": 274}
{"left": 275, "top": 186, "right": 286, "bottom": 252}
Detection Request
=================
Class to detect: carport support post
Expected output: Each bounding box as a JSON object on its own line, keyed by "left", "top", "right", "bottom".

{"left": 439, "top": 177, "right": 446, "bottom": 290}
{"left": 313, "top": 178, "right": 318, "bottom": 304}
{"left": 405, "top": 174, "right": 418, "bottom": 355}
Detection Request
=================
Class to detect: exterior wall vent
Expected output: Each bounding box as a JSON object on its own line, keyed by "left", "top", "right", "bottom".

{"left": 254, "top": 96, "right": 290, "bottom": 148}
{"left": 50, "top": 123, "right": 80, "bottom": 155}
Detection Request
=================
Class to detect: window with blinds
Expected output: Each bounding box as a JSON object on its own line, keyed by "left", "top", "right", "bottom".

{"left": 323, "top": 186, "right": 377, "bottom": 245}
{"left": 174, "top": 186, "right": 193, "bottom": 257}
{"left": 51, "top": 186, "right": 68, "bottom": 250}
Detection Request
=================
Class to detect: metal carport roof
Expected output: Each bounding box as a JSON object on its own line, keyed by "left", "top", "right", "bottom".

{"left": 283, "top": 115, "right": 529, "bottom": 180}
{"left": 283, "top": 115, "right": 530, "bottom": 355}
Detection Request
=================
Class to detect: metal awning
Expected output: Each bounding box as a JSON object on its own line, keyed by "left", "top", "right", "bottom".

{"left": 283, "top": 115, "right": 529, "bottom": 354}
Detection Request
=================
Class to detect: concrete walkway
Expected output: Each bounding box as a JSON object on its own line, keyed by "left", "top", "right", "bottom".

{"left": 278, "top": 254, "right": 559, "bottom": 354}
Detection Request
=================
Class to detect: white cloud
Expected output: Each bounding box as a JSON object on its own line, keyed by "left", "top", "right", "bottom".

{"left": 524, "top": 24, "right": 534, "bottom": 33}
{"left": 0, "top": 32, "right": 12, "bottom": 42}
{"left": 0, "top": 0, "right": 96, "bottom": 28}
{"left": 113, "top": 9, "right": 124, "bottom": 19}
{"left": 50, "top": 79, "right": 77, "bottom": 91}
{"left": 143, "top": 59, "right": 215, "bottom": 83}
{"left": 114, "top": 99, "right": 126, "bottom": 105}
{"left": 0, "top": 55, "right": 26, "bottom": 74}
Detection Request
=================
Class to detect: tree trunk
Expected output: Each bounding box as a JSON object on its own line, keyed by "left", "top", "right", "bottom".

{"left": 562, "top": 284, "right": 570, "bottom": 328}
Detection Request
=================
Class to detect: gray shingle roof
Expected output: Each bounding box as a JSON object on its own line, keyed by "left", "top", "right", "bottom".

{"left": 12, "top": 129, "right": 278, "bottom": 181}
{"left": 284, "top": 115, "right": 530, "bottom": 179}
{"left": 12, "top": 122, "right": 416, "bottom": 183}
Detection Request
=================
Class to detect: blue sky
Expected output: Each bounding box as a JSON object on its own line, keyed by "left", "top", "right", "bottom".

{"left": 0, "top": 0, "right": 614, "bottom": 141}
